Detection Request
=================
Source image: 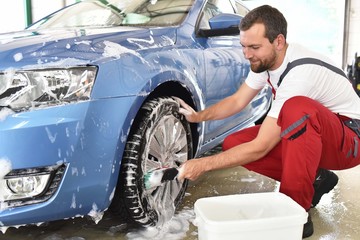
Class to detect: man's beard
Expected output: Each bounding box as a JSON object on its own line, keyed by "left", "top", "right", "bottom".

{"left": 250, "top": 62, "right": 270, "bottom": 73}
{"left": 250, "top": 52, "right": 277, "bottom": 73}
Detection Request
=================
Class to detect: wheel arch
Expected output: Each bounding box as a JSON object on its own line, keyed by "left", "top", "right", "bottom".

{"left": 119, "top": 75, "right": 204, "bottom": 160}
{"left": 146, "top": 80, "right": 201, "bottom": 155}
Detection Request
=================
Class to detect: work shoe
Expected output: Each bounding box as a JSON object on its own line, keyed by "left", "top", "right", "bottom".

{"left": 311, "top": 169, "right": 339, "bottom": 208}
{"left": 303, "top": 213, "right": 314, "bottom": 238}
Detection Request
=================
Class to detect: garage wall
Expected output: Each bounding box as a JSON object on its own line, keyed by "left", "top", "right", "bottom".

{"left": 0, "top": 0, "right": 75, "bottom": 33}
{"left": 346, "top": 0, "right": 360, "bottom": 66}
{"left": 0, "top": 1, "right": 25, "bottom": 33}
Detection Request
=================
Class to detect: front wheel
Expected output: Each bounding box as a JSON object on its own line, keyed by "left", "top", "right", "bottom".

{"left": 110, "top": 97, "right": 193, "bottom": 227}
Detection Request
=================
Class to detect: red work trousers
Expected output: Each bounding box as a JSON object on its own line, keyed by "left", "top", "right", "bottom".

{"left": 223, "top": 96, "right": 360, "bottom": 210}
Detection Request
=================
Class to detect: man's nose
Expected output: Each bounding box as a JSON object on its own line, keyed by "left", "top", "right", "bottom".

{"left": 242, "top": 47, "right": 252, "bottom": 59}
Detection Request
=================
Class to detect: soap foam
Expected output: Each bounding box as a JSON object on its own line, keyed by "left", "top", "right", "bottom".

{"left": 126, "top": 208, "right": 195, "bottom": 240}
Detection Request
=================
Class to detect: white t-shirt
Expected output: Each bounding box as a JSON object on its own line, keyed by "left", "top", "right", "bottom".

{"left": 245, "top": 43, "right": 360, "bottom": 120}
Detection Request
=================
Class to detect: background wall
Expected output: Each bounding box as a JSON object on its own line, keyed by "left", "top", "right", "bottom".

{"left": 0, "top": 0, "right": 75, "bottom": 33}
{"left": 0, "top": 1, "right": 26, "bottom": 34}
{"left": 347, "top": 0, "right": 360, "bottom": 66}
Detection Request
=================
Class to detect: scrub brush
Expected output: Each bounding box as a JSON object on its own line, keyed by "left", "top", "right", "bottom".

{"left": 144, "top": 167, "right": 179, "bottom": 189}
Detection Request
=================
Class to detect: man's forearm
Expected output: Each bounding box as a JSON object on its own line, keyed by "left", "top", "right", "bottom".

{"left": 179, "top": 141, "right": 266, "bottom": 181}
{"left": 203, "top": 141, "right": 266, "bottom": 171}
{"left": 196, "top": 96, "right": 245, "bottom": 122}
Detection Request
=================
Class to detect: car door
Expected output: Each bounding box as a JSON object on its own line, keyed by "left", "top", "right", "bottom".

{"left": 197, "top": 0, "right": 254, "bottom": 144}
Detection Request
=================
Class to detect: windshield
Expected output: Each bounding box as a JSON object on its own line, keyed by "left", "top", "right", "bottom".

{"left": 28, "top": 0, "right": 194, "bottom": 29}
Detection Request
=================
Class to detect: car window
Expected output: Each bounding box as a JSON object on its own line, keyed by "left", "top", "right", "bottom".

{"left": 29, "top": 0, "right": 194, "bottom": 29}
{"left": 125, "top": 0, "right": 195, "bottom": 26}
{"left": 198, "top": 0, "right": 236, "bottom": 30}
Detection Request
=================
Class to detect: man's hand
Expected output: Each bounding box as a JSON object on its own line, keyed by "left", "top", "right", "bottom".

{"left": 173, "top": 97, "right": 200, "bottom": 123}
{"left": 177, "top": 158, "right": 207, "bottom": 181}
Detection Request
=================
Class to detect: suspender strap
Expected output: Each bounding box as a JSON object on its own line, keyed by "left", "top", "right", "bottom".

{"left": 277, "top": 57, "right": 348, "bottom": 87}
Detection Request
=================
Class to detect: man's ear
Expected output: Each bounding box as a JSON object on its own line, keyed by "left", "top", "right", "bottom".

{"left": 275, "top": 34, "right": 286, "bottom": 50}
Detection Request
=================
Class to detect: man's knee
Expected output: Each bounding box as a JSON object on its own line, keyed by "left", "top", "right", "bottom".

{"left": 278, "top": 96, "right": 318, "bottom": 125}
{"left": 282, "top": 96, "right": 316, "bottom": 112}
{"left": 222, "top": 126, "right": 260, "bottom": 151}
{"left": 222, "top": 135, "right": 236, "bottom": 151}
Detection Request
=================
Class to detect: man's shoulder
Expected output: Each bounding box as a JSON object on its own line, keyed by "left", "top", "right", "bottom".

{"left": 288, "top": 43, "right": 316, "bottom": 59}
{"left": 287, "top": 43, "right": 332, "bottom": 64}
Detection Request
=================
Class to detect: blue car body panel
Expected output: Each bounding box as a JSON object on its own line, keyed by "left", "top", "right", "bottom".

{"left": 0, "top": 0, "right": 272, "bottom": 227}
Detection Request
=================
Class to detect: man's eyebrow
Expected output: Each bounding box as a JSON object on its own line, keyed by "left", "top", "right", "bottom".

{"left": 240, "top": 43, "right": 261, "bottom": 48}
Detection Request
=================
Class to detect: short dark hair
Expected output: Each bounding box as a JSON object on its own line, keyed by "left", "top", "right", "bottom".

{"left": 239, "top": 5, "right": 287, "bottom": 43}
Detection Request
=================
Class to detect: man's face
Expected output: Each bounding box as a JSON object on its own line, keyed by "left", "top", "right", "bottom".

{"left": 240, "top": 23, "right": 278, "bottom": 73}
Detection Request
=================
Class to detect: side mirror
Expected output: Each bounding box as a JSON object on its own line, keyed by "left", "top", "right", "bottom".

{"left": 197, "top": 13, "right": 242, "bottom": 37}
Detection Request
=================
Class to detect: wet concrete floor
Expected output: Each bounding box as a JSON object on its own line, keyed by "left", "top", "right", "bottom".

{"left": 1, "top": 146, "right": 360, "bottom": 239}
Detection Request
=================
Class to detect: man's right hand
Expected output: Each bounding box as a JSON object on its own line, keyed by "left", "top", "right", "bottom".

{"left": 173, "top": 97, "right": 200, "bottom": 123}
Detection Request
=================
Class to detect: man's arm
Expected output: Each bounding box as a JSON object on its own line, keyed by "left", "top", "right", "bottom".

{"left": 178, "top": 116, "right": 281, "bottom": 181}
{"left": 176, "top": 82, "right": 260, "bottom": 123}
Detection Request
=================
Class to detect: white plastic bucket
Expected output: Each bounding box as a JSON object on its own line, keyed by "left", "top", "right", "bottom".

{"left": 194, "top": 192, "right": 307, "bottom": 240}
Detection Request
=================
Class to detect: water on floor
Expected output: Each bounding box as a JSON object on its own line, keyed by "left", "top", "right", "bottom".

{"left": 1, "top": 146, "right": 360, "bottom": 240}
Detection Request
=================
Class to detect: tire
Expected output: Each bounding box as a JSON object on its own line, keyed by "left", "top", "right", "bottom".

{"left": 110, "top": 97, "right": 193, "bottom": 227}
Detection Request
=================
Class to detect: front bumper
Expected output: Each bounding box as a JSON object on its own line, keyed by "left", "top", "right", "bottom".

{"left": 0, "top": 96, "right": 135, "bottom": 227}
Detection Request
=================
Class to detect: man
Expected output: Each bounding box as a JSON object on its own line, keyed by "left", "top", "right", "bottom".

{"left": 176, "top": 5, "right": 360, "bottom": 238}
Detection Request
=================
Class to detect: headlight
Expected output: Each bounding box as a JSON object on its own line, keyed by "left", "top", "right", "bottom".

{"left": 0, "top": 66, "right": 97, "bottom": 111}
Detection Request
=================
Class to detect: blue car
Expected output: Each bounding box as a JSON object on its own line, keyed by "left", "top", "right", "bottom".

{"left": 0, "top": 0, "right": 271, "bottom": 230}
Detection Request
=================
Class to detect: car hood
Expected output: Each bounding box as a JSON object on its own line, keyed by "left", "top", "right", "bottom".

{"left": 0, "top": 26, "right": 176, "bottom": 70}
